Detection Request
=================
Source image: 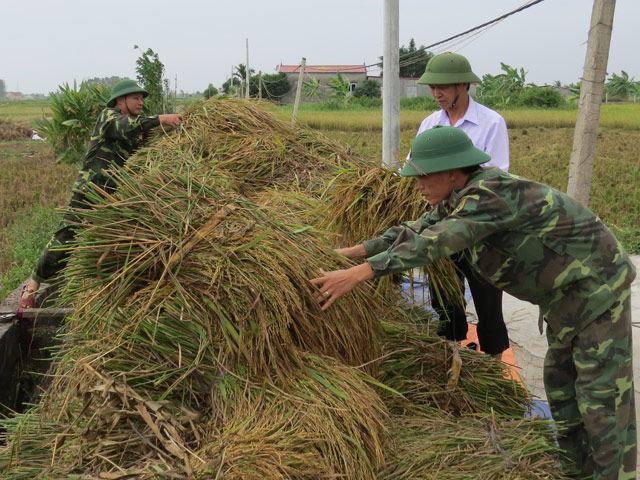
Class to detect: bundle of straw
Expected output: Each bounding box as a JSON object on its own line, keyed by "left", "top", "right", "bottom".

{"left": 380, "top": 413, "right": 570, "bottom": 480}
{"left": 137, "top": 98, "right": 369, "bottom": 198}
{"left": 0, "top": 98, "right": 567, "bottom": 479}
{"left": 378, "top": 320, "right": 529, "bottom": 417}
{"left": 318, "top": 164, "right": 462, "bottom": 303}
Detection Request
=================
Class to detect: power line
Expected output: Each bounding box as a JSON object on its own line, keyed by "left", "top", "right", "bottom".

{"left": 328, "top": 0, "right": 549, "bottom": 74}
{"left": 394, "top": 0, "right": 546, "bottom": 65}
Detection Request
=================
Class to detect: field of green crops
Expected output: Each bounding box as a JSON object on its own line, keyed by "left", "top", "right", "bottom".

{"left": 0, "top": 99, "right": 639, "bottom": 299}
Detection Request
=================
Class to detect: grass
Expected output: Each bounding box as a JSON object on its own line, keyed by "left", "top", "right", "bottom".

{"left": 0, "top": 100, "right": 51, "bottom": 124}
{"left": 0, "top": 99, "right": 638, "bottom": 302}
{"left": 273, "top": 102, "right": 640, "bottom": 131}
{"left": 0, "top": 139, "right": 76, "bottom": 296}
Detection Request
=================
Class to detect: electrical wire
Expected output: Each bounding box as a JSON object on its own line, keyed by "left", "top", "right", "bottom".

{"left": 313, "top": 0, "right": 548, "bottom": 74}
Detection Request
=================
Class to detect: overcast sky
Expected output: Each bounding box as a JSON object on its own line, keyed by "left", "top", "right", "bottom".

{"left": 2, "top": 0, "right": 638, "bottom": 95}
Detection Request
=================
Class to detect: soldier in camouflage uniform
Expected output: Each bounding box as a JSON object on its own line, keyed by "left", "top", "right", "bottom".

{"left": 311, "top": 126, "right": 636, "bottom": 479}
{"left": 20, "top": 80, "right": 183, "bottom": 308}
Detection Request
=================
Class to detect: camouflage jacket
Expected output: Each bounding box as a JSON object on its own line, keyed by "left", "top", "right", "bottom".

{"left": 363, "top": 167, "right": 636, "bottom": 343}
{"left": 81, "top": 107, "right": 160, "bottom": 191}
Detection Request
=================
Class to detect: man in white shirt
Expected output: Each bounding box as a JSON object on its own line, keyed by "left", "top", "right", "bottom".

{"left": 414, "top": 52, "right": 510, "bottom": 358}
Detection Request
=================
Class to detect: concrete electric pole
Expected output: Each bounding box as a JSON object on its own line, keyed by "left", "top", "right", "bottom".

{"left": 382, "top": 0, "right": 400, "bottom": 168}
{"left": 291, "top": 58, "right": 306, "bottom": 125}
{"left": 245, "top": 38, "right": 250, "bottom": 99}
{"left": 566, "top": 0, "right": 616, "bottom": 205}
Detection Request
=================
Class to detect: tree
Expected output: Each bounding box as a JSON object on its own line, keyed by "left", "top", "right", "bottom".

{"left": 567, "top": 81, "right": 582, "bottom": 102}
{"left": 353, "top": 79, "right": 381, "bottom": 98}
{"left": 302, "top": 76, "right": 321, "bottom": 101}
{"left": 134, "top": 45, "right": 166, "bottom": 115}
{"left": 233, "top": 63, "right": 255, "bottom": 96}
{"left": 0, "top": 79, "right": 6, "bottom": 99}
{"left": 33, "top": 82, "right": 110, "bottom": 163}
{"left": 203, "top": 83, "right": 219, "bottom": 99}
{"left": 328, "top": 73, "right": 351, "bottom": 106}
{"left": 221, "top": 77, "right": 241, "bottom": 95}
{"left": 82, "top": 76, "right": 126, "bottom": 88}
{"left": 477, "top": 62, "right": 529, "bottom": 97}
{"left": 258, "top": 73, "right": 291, "bottom": 101}
{"left": 379, "top": 38, "right": 433, "bottom": 78}
{"left": 604, "top": 71, "right": 640, "bottom": 100}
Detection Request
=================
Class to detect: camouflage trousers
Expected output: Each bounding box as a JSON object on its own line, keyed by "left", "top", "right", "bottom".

{"left": 544, "top": 290, "right": 636, "bottom": 480}
{"left": 32, "top": 170, "right": 94, "bottom": 283}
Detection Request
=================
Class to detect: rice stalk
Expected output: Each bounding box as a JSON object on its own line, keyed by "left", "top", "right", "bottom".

{"left": 378, "top": 412, "right": 569, "bottom": 479}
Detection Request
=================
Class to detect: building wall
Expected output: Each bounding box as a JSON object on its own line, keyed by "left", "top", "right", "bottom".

{"left": 280, "top": 72, "right": 367, "bottom": 104}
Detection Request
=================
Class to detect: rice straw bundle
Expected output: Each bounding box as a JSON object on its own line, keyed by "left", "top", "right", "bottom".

{"left": 57, "top": 163, "right": 383, "bottom": 389}
{"left": 319, "top": 166, "right": 425, "bottom": 246}
{"left": 201, "top": 354, "right": 388, "bottom": 480}
{"left": 0, "top": 98, "right": 569, "bottom": 479}
{"left": 380, "top": 413, "right": 568, "bottom": 480}
{"left": 319, "top": 165, "right": 462, "bottom": 303}
{"left": 378, "top": 321, "right": 530, "bottom": 417}
{"left": 135, "top": 98, "right": 367, "bottom": 197}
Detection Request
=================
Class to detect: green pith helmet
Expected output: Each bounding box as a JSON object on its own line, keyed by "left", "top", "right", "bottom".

{"left": 400, "top": 126, "right": 490, "bottom": 177}
{"left": 418, "top": 52, "right": 481, "bottom": 85}
{"left": 107, "top": 80, "right": 149, "bottom": 107}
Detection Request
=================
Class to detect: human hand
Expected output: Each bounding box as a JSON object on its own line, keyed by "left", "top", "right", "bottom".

{"left": 309, "top": 263, "right": 374, "bottom": 310}
{"left": 159, "top": 113, "right": 183, "bottom": 128}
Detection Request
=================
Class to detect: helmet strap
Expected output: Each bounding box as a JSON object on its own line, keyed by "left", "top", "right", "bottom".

{"left": 450, "top": 93, "right": 459, "bottom": 110}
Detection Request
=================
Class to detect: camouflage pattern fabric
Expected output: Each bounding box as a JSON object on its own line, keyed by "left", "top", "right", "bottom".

{"left": 362, "top": 166, "right": 636, "bottom": 476}
{"left": 545, "top": 292, "right": 636, "bottom": 480}
{"left": 32, "top": 108, "right": 160, "bottom": 283}
{"left": 364, "top": 167, "right": 636, "bottom": 344}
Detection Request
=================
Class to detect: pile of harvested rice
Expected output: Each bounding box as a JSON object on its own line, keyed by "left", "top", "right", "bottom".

{"left": 0, "top": 119, "right": 32, "bottom": 141}
{"left": 0, "top": 98, "right": 568, "bottom": 479}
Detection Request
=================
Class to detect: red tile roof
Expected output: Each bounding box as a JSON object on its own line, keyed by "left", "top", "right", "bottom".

{"left": 277, "top": 64, "right": 367, "bottom": 74}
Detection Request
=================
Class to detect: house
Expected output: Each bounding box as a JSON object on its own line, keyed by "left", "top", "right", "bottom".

{"left": 276, "top": 64, "right": 478, "bottom": 104}
{"left": 5, "top": 92, "right": 24, "bottom": 100}
{"left": 366, "top": 76, "right": 431, "bottom": 99}
{"left": 277, "top": 64, "right": 367, "bottom": 104}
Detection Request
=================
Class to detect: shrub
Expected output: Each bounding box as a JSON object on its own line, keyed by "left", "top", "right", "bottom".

{"left": 353, "top": 79, "right": 381, "bottom": 98}
{"left": 517, "top": 87, "right": 566, "bottom": 108}
{"left": 350, "top": 97, "right": 382, "bottom": 108}
{"left": 400, "top": 96, "right": 438, "bottom": 111}
{"left": 33, "top": 82, "right": 110, "bottom": 164}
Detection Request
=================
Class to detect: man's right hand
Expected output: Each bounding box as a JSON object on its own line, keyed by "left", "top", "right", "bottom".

{"left": 159, "top": 114, "right": 183, "bottom": 127}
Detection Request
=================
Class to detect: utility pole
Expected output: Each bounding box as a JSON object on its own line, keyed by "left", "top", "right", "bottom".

{"left": 230, "top": 65, "right": 234, "bottom": 96}
{"left": 245, "top": 38, "right": 250, "bottom": 99}
{"left": 382, "top": 0, "right": 400, "bottom": 168}
{"left": 566, "top": 0, "right": 616, "bottom": 205}
{"left": 258, "top": 71, "right": 263, "bottom": 99}
{"left": 291, "top": 57, "right": 306, "bottom": 125}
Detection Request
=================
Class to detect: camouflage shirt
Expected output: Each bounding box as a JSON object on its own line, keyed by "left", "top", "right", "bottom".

{"left": 82, "top": 107, "right": 160, "bottom": 191}
{"left": 363, "top": 167, "right": 636, "bottom": 343}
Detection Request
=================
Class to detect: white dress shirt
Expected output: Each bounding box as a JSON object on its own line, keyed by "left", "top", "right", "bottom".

{"left": 415, "top": 97, "right": 510, "bottom": 171}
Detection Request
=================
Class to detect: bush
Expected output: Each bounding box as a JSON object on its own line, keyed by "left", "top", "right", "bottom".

{"left": 350, "top": 97, "right": 382, "bottom": 108}
{"left": 475, "top": 95, "right": 516, "bottom": 110}
{"left": 400, "top": 96, "right": 438, "bottom": 111}
{"left": 517, "top": 87, "right": 566, "bottom": 108}
{"left": 353, "top": 79, "right": 381, "bottom": 98}
{"left": 203, "top": 83, "right": 218, "bottom": 99}
{"left": 33, "top": 82, "right": 110, "bottom": 164}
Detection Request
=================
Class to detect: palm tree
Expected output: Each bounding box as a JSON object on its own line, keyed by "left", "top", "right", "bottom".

{"left": 233, "top": 64, "right": 255, "bottom": 97}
